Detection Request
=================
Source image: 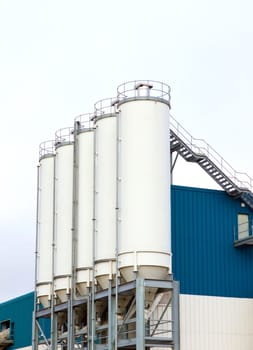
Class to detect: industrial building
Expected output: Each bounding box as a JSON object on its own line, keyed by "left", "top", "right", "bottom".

{"left": 1, "top": 80, "right": 253, "bottom": 350}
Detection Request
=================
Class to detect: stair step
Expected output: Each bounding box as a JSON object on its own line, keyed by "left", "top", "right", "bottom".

{"left": 207, "top": 168, "right": 217, "bottom": 174}
{"left": 218, "top": 179, "right": 228, "bottom": 184}
{"left": 207, "top": 167, "right": 216, "bottom": 172}
{"left": 225, "top": 184, "right": 233, "bottom": 189}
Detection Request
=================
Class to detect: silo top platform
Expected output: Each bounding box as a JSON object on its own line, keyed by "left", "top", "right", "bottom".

{"left": 39, "top": 140, "right": 55, "bottom": 160}
{"left": 94, "top": 97, "right": 119, "bottom": 119}
{"left": 117, "top": 80, "right": 171, "bottom": 107}
{"left": 74, "top": 113, "right": 94, "bottom": 131}
{"left": 55, "top": 127, "right": 74, "bottom": 148}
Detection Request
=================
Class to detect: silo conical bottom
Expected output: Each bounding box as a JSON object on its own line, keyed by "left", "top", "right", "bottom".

{"left": 95, "top": 260, "right": 116, "bottom": 289}
{"left": 37, "top": 283, "right": 51, "bottom": 308}
{"left": 38, "top": 295, "right": 50, "bottom": 308}
{"left": 120, "top": 265, "right": 169, "bottom": 283}
{"left": 56, "top": 289, "right": 69, "bottom": 303}
{"left": 76, "top": 282, "right": 90, "bottom": 296}
{"left": 96, "top": 275, "right": 116, "bottom": 290}
{"left": 76, "top": 269, "right": 92, "bottom": 296}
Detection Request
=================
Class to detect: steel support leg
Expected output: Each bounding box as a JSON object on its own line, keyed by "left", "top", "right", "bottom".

{"left": 172, "top": 281, "right": 180, "bottom": 350}
{"left": 136, "top": 278, "right": 145, "bottom": 350}
{"left": 67, "top": 295, "right": 73, "bottom": 350}
{"left": 108, "top": 280, "right": 116, "bottom": 350}
{"left": 32, "top": 311, "right": 38, "bottom": 350}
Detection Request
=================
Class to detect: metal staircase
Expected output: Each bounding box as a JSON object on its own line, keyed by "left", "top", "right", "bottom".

{"left": 170, "top": 115, "right": 253, "bottom": 210}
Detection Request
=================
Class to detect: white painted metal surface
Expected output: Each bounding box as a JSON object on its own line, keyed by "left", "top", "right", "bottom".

{"left": 37, "top": 143, "right": 55, "bottom": 307}
{"left": 54, "top": 129, "right": 74, "bottom": 302}
{"left": 180, "top": 294, "right": 253, "bottom": 350}
{"left": 94, "top": 99, "right": 117, "bottom": 289}
{"left": 117, "top": 90, "right": 171, "bottom": 282}
{"left": 75, "top": 127, "right": 94, "bottom": 295}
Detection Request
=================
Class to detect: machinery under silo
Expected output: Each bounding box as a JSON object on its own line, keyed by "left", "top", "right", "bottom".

{"left": 33, "top": 80, "right": 180, "bottom": 350}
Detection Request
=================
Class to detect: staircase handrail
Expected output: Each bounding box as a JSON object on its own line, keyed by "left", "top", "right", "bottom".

{"left": 170, "top": 114, "right": 253, "bottom": 192}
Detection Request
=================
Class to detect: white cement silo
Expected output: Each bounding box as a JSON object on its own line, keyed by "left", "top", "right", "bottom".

{"left": 74, "top": 113, "right": 95, "bottom": 296}
{"left": 54, "top": 127, "right": 74, "bottom": 302}
{"left": 94, "top": 98, "right": 118, "bottom": 289}
{"left": 36, "top": 141, "right": 55, "bottom": 307}
{"left": 117, "top": 80, "right": 171, "bottom": 282}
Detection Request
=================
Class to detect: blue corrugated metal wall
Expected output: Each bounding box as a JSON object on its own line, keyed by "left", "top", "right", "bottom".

{"left": 172, "top": 185, "right": 253, "bottom": 298}
{"left": 0, "top": 292, "right": 34, "bottom": 349}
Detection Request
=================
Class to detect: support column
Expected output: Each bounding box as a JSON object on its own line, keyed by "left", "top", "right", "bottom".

{"left": 172, "top": 281, "right": 180, "bottom": 350}
{"left": 32, "top": 310, "right": 38, "bottom": 350}
{"left": 50, "top": 297, "right": 57, "bottom": 350}
{"left": 136, "top": 278, "right": 145, "bottom": 350}
{"left": 108, "top": 279, "right": 116, "bottom": 350}
{"left": 67, "top": 294, "right": 73, "bottom": 350}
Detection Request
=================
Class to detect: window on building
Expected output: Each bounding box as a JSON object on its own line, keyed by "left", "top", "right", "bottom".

{"left": 0, "top": 320, "right": 10, "bottom": 331}
{"left": 238, "top": 214, "right": 249, "bottom": 240}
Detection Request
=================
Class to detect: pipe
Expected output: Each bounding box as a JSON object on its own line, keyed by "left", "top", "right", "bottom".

{"left": 71, "top": 121, "right": 79, "bottom": 300}
{"left": 108, "top": 280, "right": 112, "bottom": 350}
{"left": 51, "top": 150, "right": 57, "bottom": 349}
{"left": 115, "top": 108, "right": 121, "bottom": 349}
{"left": 32, "top": 165, "right": 40, "bottom": 350}
{"left": 91, "top": 124, "right": 97, "bottom": 350}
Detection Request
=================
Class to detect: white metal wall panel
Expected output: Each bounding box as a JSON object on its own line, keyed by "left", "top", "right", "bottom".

{"left": 54, "top": 143, "right": 73, "bottom": 301}
{"left": 37, "top": 155, "right": 54, "bottom": 307}
{"left": 180, "top": 294, "right": 253, "bottom": 350}
{"left": 76, "top": 130, "right": 94, "bottom": 295}
{"left": 118, "top": 99, "right": 171, "bottom": 282}
{"left": 95, "top": 116, "right": 116, "bottom": 289}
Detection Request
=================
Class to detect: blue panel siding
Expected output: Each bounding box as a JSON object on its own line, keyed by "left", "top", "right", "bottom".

{"left": 0, "top": 292, "right": 34, "bottom": 349}
{"left": 172, "top": 185, "right": 253, "bottom": 298}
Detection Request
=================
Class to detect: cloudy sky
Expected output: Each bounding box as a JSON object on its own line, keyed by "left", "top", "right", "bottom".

{"left": 0, "top": 0, "right": 252, "bottom": 302}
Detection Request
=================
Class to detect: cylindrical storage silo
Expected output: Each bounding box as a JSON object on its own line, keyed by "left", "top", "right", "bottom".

{"left": 117, "top": 80, "right": 172, "bottom": 282}
{"left": 74, "top": 113, "right": 95, "bottom": 296}
{"left": 94, "top": 98, "right": 118, "bottom": 289}
{"left": 36, "top": 141, "right": 55, "bottom": 307}
{"left": 54, "top": 127, "right": 74, "bottom": 302}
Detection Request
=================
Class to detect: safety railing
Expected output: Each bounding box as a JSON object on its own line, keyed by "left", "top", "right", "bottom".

{"left": 55, "top": 127, "right": 74, "bottom": 145}
{"left": 170, "top": 114, "right": 253, "bottom": 192}
{"left": 74, "top": 113, "right": 94, "bottom": 130}
{"left": 94, "top": 97, "right": 119, "bottom": 117}
{"left": 117, "top": 80, "right": 171, "bottom": 104}
{"left": 116, "top": 318, "right": 172, "bottom": 340}
{"left": 148, "top": 319, "right": 172, "bottom": 337}
{"left": 39, "top": 140, "right": 55, "bottom": 159}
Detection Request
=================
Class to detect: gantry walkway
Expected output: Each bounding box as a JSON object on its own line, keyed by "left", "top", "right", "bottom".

{"left": 170, "top": 115, "right": 253, "bottom": 210}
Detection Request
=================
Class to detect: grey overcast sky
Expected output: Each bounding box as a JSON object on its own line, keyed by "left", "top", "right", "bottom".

{"left": 0, "top": 0, "right": 253, "bottom": 302}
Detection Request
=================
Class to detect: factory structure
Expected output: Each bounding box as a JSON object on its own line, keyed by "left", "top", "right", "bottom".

{"left": 1, "top": 80, "right": 253, "bottom": 350}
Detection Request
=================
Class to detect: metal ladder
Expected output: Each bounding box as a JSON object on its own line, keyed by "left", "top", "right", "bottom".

{"left": 170, "top": 115, "right": 253, "bottom": 209}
